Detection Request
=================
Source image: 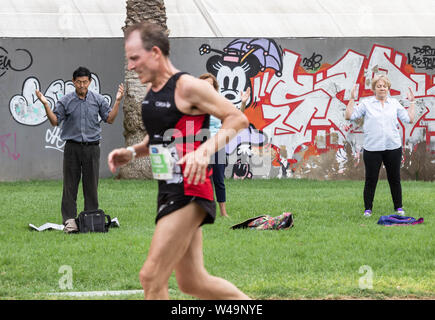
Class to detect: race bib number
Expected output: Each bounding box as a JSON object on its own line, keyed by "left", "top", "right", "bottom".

{"left": 150, "top": 144, "right": 173, "bottom": 180}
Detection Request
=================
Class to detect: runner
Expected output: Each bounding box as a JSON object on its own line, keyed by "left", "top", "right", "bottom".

{"left": 108, "top": 22, "right": 250, "bottom": 300}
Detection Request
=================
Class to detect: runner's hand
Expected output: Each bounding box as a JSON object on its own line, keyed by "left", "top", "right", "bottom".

{"left": 108, "top": 148, "right": 133, "bottom": 173}
{"left": 177, "top": 149, "right": 210, "bottom": 185}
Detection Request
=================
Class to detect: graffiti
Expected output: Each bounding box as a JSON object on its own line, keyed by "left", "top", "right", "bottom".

{"left": 45, "top": 127, "right": 65, "bottom": 152}
{"left": 0, "top": 132, "right": 20, "bottom": 160}
{"left": 200, "top": 40, "right": 435, "bottom": 179}
{"left": 9, "top": 74, "right": 112, "bottom": 126}
{"left": 0, "top": 47, "right": 33, "bottom": 77}
{"left": 302, "top": 52, "right": 323, "bottom": 71}
{"left": 231, "top": 159, "right": 253, "bottom": 179}
{"left": 200, "top": 39, "right": 284, "bottom": 178}
{"left": 407, "top": 46, "right": 435, "bottom": 70}
{"left": 200, "top": 38, "right": 283, "bottom": 109}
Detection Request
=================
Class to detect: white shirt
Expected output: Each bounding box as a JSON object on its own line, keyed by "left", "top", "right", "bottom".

{"left": 350, "top": 96, "right": 410, "bottom": 151}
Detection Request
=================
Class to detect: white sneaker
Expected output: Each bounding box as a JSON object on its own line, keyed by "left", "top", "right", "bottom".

{"left": 396, "top": 208, "right": 405, "bottom": 216}
{"left": 364, "top": 210, "right": 372, "bottom": 217}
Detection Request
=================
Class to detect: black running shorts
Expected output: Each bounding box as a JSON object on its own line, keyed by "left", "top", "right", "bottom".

{"left": 156, "top": 191, "right": 216, "bottom": 226}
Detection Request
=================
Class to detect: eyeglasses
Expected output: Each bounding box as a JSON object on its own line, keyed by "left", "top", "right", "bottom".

{"left": 74, "top": 80, "right": 90, "bottom": 86}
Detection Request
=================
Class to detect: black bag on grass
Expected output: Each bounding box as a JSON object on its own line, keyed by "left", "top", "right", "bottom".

{"left": 75, "top": 209, "right": 111, "bottom": 233}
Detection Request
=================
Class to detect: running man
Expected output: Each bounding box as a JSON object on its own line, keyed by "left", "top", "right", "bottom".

{"left": 108, "top": 22, "right": 250, "bottom": 300}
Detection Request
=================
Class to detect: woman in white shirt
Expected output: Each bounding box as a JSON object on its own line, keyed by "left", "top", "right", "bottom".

{"left": 345, "top": 74, "right": 415, "bottom": 217}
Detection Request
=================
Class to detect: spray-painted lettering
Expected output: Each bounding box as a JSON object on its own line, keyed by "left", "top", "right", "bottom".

{"left": 45, "top": 127, "right": 65, "bottom": 152}
{"left": 0, "top": 47, "right": 33, "bottom": 77}
{"left": 9, "top": 74, "right": 111, "bottom": 126}
{"left": 407, "top": 45, "right": 435, "bottom": 70}
{"left": 0, "top": 132, "right": 20, "bottom": 160}
{"left": 201, "top": 41, "right": 435, "bottom": 178}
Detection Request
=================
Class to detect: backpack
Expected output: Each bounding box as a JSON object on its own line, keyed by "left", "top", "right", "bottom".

{"left": 75, "top": 209, "right": 111, "bottom": 233}
{"left": 377, "top": 214, "right": 424, "bottom": 226}
{"left": 231, "top": 212, "right": 294, "bottom": 230}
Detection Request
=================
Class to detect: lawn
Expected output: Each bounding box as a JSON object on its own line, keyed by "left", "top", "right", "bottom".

{"left": 0, "top": 178, "right": 433, "bottom": 300}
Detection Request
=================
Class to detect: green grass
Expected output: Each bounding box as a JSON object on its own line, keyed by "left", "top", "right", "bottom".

{"left": 0, "top": 178, "right": 433, "bottom": 300}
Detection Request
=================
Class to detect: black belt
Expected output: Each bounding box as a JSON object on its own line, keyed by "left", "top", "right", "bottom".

{"left": 67, "top": 140, "right": 99, "bottom": 146}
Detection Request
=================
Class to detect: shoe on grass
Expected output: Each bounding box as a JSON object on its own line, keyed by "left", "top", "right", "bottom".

{"left": 64, "top": 219, "right": 78, "bottom": 233}
{"left": 364, "top": 210, "right": 372, "bottom": 217}
{"left": 396, "top": 208, "right": 405, "bottom": 216}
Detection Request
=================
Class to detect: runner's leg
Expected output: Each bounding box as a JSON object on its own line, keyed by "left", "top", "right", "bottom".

{"left": 175, "top": 213, "right": 250, "bottom": 299}
{"left": 138, "top": 201, "right": 207, "bottom": 299}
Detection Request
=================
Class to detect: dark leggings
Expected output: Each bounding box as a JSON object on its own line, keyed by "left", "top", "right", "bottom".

{"left": 212, "top": 148, "right": 226, "bottom": 203}
{"left": 363, "top": 147, "right": 403, "bottom": 211}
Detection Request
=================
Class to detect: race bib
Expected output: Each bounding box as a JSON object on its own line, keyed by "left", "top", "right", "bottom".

{"left": 150, "top": 144, "right": 174, "bottom": 180}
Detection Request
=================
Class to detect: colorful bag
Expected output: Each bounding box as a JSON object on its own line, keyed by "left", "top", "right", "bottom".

{"left": 231, "top": 212, "right": 294, "bottom": 230}
{"left": 377, "top": 214, "right": 424, "bottom": 226}
{"left": 248, "top": 212, "right": 294, "bottom": 230}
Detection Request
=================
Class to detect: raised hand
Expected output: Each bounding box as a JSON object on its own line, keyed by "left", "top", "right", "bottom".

{"left": 241, "top": 87, "right": 251, "bottom": 105}
{"left": 116, "top": 83, "right": 125, "bottom": 101}
{"left": 35, "top": 90, "right": 49, "bottom": 105}
{"left": 345, "top": 85, "right": 358, "bottom": 121}
{"left": 350, "top": 84, "right": 357, "bottom": 100}
{"left": 407, "top": 87, "right": 415, "bottom": 102}
{"left": 240, "top": 87, "right": 251, "bottom": 112}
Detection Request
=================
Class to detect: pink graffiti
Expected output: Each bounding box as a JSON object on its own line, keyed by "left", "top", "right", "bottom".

{"left": 0, "top": 132, "right": 20, "bottom": 160}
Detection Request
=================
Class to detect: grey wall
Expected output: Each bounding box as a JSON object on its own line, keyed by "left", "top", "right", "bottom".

{"left": 0, "top": 38, "right": 125, "bottom": 181}
{"left": 1, "top": 37, "right": 434, "bottom": 181}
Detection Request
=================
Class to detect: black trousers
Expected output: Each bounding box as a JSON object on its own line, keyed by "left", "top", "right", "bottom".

{"left": 212, "top": 148, "right": 227, "bottom": 203}
{"left": 61, "top": 141, "right": 100, "bottom": 223}
{"left": 363, "top": 147, "right": 403, "bottom": 211}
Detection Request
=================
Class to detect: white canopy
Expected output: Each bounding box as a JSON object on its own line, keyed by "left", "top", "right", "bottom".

{"left": 166, "top": 0, "right": 435, "bottom": 37}
{"left": 0, "top": 0, "right": 125, "bottom": 37}
{"left": 1, "top": 0, "right": 434, "bottom": 38}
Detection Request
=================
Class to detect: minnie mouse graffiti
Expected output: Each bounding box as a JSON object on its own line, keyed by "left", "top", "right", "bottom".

{"left": 199, "top": 38, "right": 283, "bottom": 109}
{"left": 199, "top": 38, "right": 284, "bottom": 179}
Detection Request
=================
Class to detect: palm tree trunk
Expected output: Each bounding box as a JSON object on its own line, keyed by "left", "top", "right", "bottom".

{"left": 118, "top": 0, "right": 168, "bottom": 179}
